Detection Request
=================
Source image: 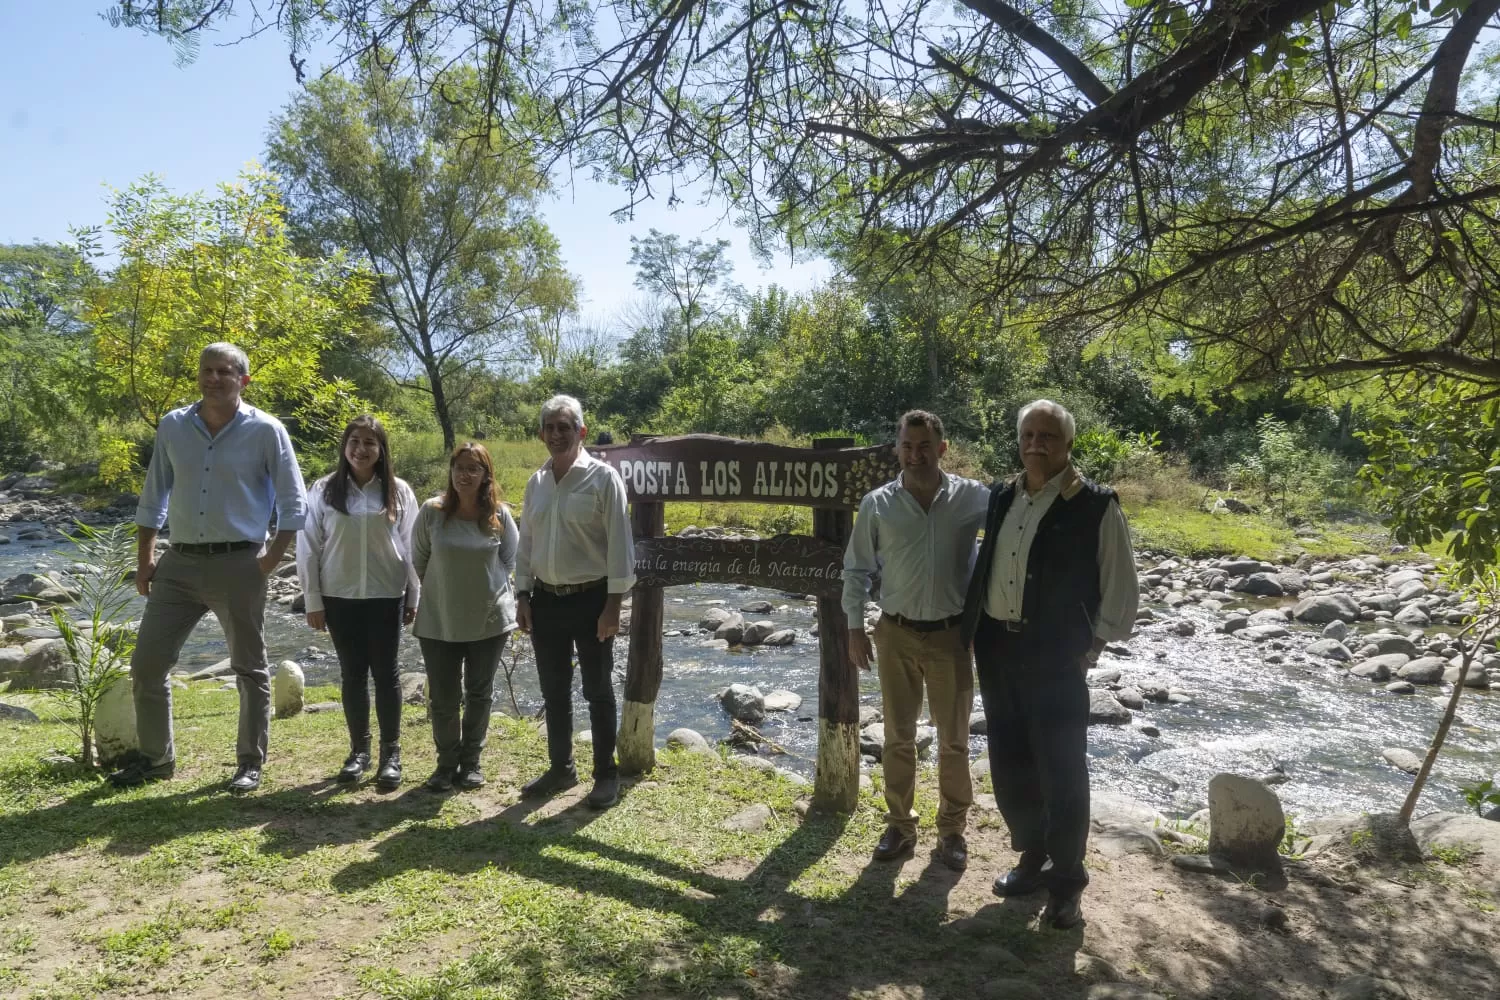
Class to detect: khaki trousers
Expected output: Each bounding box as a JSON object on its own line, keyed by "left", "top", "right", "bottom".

{"left": 131, "top": 547, "right": 271, "bottom": 768}
{"left": 873, "top": 615, "right": 974, "bottom": 838}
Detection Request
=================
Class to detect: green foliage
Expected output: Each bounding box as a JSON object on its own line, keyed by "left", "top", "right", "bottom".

{"left": 1360, "top": 385, "right": 1500, "bottom": 581}
{"left": 1460, "top": 779, "right": 1500, "bottom": 817}
{"left": 1227, "top": 415, "right": 1358, "bottom": 522}
{"left": 39, "top": 522, "right": 139, "bottom": 767}
{"left": 79, "top": 167, "right": 372, "bottom": 468}
{"left": 266, "top": 57, "right": 576, "bottom": 450}
{"left": 0, "top": 243, "right": 94, "bottom": 463}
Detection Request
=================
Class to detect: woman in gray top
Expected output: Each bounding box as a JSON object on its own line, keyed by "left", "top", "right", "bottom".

{"left": 412, "top": 442, "right": 519, "bottom": 792}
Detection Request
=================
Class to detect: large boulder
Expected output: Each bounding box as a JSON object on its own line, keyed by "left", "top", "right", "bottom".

{"left": 1088, "top": 689, "right": 1132, "bottom": 725}
{"left": 1293, "top": 594, "right": 1360, "bottom": 624}
{"left": 1350, "top": 654, "right": 1409, "bottom": 681}
{"left": 1360, "top": 593, "right": 1403, "bottom": 613}
{"left": 1240, "top": 624, "right": 1291, "bottom": 641}
{"left": 0, "top": 573, "right": 46, "bottom": 601}
{"left": 719, "top": 683, "right": 766, "bottom": 723}
{"left": 1232, "top": 572, "right": 1284, "bottom": 597}
{"left": 1393, "top": 604, "right": 1430, "bottom": 626}
{"left": 0, "top": 637, "right": 68, "bottom": 689}
{"left": 761, "top": 629, "right": 797, "bottom": 646}
{"left": 1305, "top": 639, "right": 1353, "bottom": 662}
{"left": 1394, "top": 580, "right": 1430, "bottom": 602}
{"left": 1322, "top": 620, "right": 1351, "bottom": 641}
{"left": 1380, "top": 748, "right": 1422, "bottom": 775}
{"left": 1207, "top": 772, "right": 1285, "bottom": 872}
{"left": 665, "top": 728, "right": 713, "bottom": 754}
{"left": 1367, "top": 633, "right": 1420, "bottom": 658}
{"left": 740, "top": 620, "right": 777, "bottom": 645}
{"left": 1396, "top": 657, "right": 1446, "bottom": 684}
{"left": 94, "top": 671, "right": 139, "bottom": 768}
{"left": 1443, "top": 662, "right": 1491, "bottom": 688}
{"left": 0, "top": 702, "right": 40, "bottom": 723}
{"left": 1274, "top": 569, "right": 1309, "bottom": 595}
{"left": 699, "top": 607, "right": 736, "bottom": 630}
{"left": 763, "top": 689, "right": 802, "bottom": 712}
{"left": 273, "top": 660, "right": 305, "bottom": 718}
{"left": 859, "top": 722, "right": 886, "bottom": 759}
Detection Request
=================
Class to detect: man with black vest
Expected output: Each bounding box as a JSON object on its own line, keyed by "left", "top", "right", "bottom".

{"left": 961, "top": 400, "right": 1138, "bottom": 929}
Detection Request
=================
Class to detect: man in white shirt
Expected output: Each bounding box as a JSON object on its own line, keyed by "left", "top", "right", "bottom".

{"left": 960, "top": 399, "right": 1139, "bottom": 930}
{"left": 515, "top": 394, "right": 635, "bottom": 809}
{"left": 843, "top": 411, "right": 989, "bottom": 870}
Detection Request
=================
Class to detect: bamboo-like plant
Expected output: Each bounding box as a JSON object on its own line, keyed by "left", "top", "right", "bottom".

{"left": 36, "top": 521, "right": 139, "bottom": 767}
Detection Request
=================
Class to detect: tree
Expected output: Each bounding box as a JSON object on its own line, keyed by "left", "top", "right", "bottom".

{"left": 80, "top": 168, "right": 371, "bottom": 460}
{"left": 628, "top": 230, "right": 737, "bottom": 352}
{"left": 265, "top": 58, "right": 577, "bottom": 450}
{"left": 0, "top": 244, "right": 92, "bottom": 459}
{"left": 112, "top": 0, "right": 1500, "bottom": 392}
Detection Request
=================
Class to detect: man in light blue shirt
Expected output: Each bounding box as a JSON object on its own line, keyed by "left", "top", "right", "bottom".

{"left": 109, "top": 343, "right": 307, "bottom": 794}
{"left": 842, "top": 410, "right": 989, "bottom": 870}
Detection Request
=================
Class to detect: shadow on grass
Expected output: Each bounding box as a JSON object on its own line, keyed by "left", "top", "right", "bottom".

{"left": 326, "top": 790, "right": 1092, "bottom": 999}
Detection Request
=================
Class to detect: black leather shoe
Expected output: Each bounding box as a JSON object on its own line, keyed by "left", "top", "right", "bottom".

{"left": 337, "top": 751, "right": 370, "bottom": 784}
{"left": 1043, "top": 891, "right": 1084, "bottom": 929}
{"left": 227, "top": 766, "right": 261, "bottom": 795}
{"left": 521, "top": 767, "right": 578, "bottom": 799}
{"left": 873, "top": 826, "right": 916, "bottom": 862}
{"left": 374, "top": 744, "right": 402, "bottom": 790}
{"left": 992, "top": 866, "right": 1045, "bottom": 897}
{"left": 425, "top": 766, "right": 456, "bottom": 792}
{"left": 586, "top": 776, "right": 619, "bottom": 809}
{"left": 936, "top": 833, "right": 969, "bottom": 871}
{"left": 108, "top": 757, "right": 175, "bottom": 788}
{"left": 455, "top": 764, "right": 486, "bottom": 790}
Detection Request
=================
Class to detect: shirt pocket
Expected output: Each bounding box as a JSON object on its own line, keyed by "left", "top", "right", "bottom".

{"left": 563, "top": 492, "right": 602, "bottom": 524}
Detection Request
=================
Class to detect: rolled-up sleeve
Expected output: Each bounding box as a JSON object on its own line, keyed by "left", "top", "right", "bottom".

{"left": 135, "top": 423, "right": 173, "bottom": 529}
{"left": 1095, "top": 501, "right": 1139, "bottom": 641}
{"left": 398, "top": 482, "right": 421, "bottom": 609}
{"left": 842, "top": 493, "right": 880, "bottom": 628}
{"left": 269, "top": 422, "right": 308, "bottom": 531}
{"left": 295, "top": 489, "right": 327, "bottom": 614}
{"left": 604, "top": 469, "right": 636, "bottom": 593}
{"left": 514, "top": 477, "right": 535, "bottom": 592}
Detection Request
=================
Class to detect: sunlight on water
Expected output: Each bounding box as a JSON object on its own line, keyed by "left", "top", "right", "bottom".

{"left": 6, "top": 529, "right": 1499, "bottom": 820}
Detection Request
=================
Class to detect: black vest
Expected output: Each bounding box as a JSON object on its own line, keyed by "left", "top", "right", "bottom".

{"left": 960, "top": 471, "right": 1118, "bottom": 663}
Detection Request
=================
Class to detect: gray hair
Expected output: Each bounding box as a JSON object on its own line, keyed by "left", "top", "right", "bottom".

{"left": 200, "top": 342, "right": 250, "bottom": 376}
{"left": 1016, "top": 399, "right": 1076, "bottom": 442}
{"left": 539, "top": 394, "right": 585, "bottom": 430}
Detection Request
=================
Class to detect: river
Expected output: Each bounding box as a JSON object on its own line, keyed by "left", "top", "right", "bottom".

{"left": 5, "top": 522, "right": 1498, "bottom": 821}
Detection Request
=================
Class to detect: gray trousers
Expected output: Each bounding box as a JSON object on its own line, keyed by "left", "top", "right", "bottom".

{"left": 131, "top": 547, "right": 271, "bottom": 768}
{"left": 418, "top": 633, "right": 508, "bottom": 768}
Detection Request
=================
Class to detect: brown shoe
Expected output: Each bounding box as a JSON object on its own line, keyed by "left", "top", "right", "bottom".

{"left": 872, "top": 826, "right": 915, "bottom": 862}
{"left": 936, "top": 833, "right": 968, "bottom": 871}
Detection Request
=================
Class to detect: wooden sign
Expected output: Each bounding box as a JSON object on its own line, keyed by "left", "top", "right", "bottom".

{"left": 588, "top": 434, "right": 897, "bottom": 509}
{"left": 632, "top": 534, "right": 845, "bottom": 597}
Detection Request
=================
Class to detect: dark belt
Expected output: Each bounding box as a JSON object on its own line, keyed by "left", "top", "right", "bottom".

{"left": 169, "top": 540, "right": 257, "bottom": 555}
{"left": 882, "top": 611, "right": 963, "bottom": 633}
{"left": 535, "top": 577, "right": 606, "bottom": 597}
{"left": 984, "top": 614, "right": 1026, "bottom": 633}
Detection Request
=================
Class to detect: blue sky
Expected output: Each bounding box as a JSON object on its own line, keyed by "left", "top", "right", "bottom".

{"left": 0, "top": 5, "right": 829, "bottom": 322}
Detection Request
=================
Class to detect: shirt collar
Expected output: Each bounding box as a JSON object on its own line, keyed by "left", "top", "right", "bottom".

{"left": 897, "top": 469, "right": 952, "bottom": 500}
{"left": 544, "top": 449, "right": 599, "bottom": 477}
{"left": 1012, "top": 465, "right": 1081, "bottom": 499}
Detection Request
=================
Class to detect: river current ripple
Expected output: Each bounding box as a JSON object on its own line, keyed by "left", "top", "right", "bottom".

{"left": 5, "top": 525, "right": 1498, "bottom": 820}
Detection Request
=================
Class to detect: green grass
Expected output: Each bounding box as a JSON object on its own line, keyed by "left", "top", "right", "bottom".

{"left": 0, "top": 683, "right": 1057, "bottom": 1000}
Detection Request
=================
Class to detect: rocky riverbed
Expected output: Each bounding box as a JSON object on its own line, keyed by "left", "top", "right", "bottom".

{"left": 3, "top": 475, "right": 1499, "bottom": 823}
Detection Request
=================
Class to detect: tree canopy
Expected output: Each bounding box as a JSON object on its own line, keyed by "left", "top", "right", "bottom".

{"left": 111, "top": 0, "right": 1500, "bottom": 393}
{"left": 266, "top": 57, "right": 577, "bottom": 450}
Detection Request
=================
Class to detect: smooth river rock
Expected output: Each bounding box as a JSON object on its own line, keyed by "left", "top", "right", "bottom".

{"left": 719, "top": 683, "right": 766, "bottom": 723}
{"left": 273, "top": 660, "right": 305, "bottom": 718}
{"left": 1207, "top": 772, "right": 1285, "bottom": 872}
{"left": 1088, "top": 689, "right": 1132, "bottom": 725}
{"left": 1293, "top": 594, "right": 1360, "bottom": 624}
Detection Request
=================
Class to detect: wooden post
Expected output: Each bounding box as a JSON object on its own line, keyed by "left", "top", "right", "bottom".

{"left": 618, "top": 499, "right": 665, "bottom": 775}
{"left": 811, "top": 437, "right": 859, "bottom": 813}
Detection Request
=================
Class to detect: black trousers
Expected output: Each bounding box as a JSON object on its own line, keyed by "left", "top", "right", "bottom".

{"left": 419, "top": 633, "right": 507, "bottom": 769}
{"left": 322, "top": 596, "right": 404, "bottom": 751}
{"left": 529, "top": 585, "right": 617, "bottom": 779}
{"left": 974, "top": 614, "right": 1091, "bottom": 897}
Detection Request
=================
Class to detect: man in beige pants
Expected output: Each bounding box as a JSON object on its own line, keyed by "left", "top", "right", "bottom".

{"left": 842, "top": 410, "right": 989, "bottom": 869}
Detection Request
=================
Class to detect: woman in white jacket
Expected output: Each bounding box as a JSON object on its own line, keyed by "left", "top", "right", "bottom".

{"left": 297, "top": 415, "right": 418, "bottom": 789}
